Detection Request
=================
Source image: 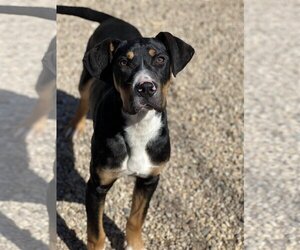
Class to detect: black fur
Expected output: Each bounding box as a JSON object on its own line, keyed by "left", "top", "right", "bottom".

{"left": 146, "top": 111, "right": 171, "bottom": 164}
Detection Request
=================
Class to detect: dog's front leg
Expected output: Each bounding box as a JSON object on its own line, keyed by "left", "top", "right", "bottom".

{"left": 126, "top": 175, "right": 160, "bottom": 250}
{"left": 85, "top": 177, "right": 115, "bottom": 250}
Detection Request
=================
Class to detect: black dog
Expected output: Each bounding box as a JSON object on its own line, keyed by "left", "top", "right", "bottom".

{"left": 57, "top": 6, "right": 194, "bottom": 250}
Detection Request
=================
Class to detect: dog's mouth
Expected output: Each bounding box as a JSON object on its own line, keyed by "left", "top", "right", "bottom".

{"left": 123, "top": 101, "right": 163, "bottom": 115}
{"left": 138, "top": 104, "right": 153, "bottom": 111}
{"left": 135, "top": 99, "right": 163, "bottom": 113}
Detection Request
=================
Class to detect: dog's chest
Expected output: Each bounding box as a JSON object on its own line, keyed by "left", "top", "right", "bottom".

{"left": 122, "top": 111, "right": 162, "bottom": 177}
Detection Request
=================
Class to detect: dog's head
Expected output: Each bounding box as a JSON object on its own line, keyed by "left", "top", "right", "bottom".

{"left": 83, "top": 32, "right": 194, "bottom": 114}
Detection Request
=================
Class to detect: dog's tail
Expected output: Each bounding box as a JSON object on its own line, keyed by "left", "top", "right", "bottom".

{"left": 57, "top": 5, "right": 114, "bottom": 23}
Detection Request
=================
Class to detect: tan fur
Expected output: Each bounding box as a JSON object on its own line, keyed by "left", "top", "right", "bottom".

{"left": 119, "top": 87, "right": 132, "bottom": 112}
{"left": 161, "top": 79, "right": 172, "bottom": 107}
{"left": 96, "top": 168, "right": 121, "bottom": 185}
{"left": 114, "top": 76, "right": 132, "bottom": 113}
{"left": 109, "top": 42, "right": 115, "bottom": 52}
{"left": 18, "top": 80, "right": 54, "bottom": 133}
{"left": 126, "top": 189, "right": 147, "bottom": 249}
{"left": 109, "top": 42, "right": 115, "bottom": 60}
{"left": 68, "top": 79, "right": 93, "bottom": 134}
{"left": 87, "top": 205, "right": 106, "bottom": 250}
{"left": 127, "top": 51, "right": 135, "bottom": 60}
{"left": 150, "top": 165, "right": 165, "bottom": 176}
{"left": 148, "top": 48, "right": 156, "bottom": 57}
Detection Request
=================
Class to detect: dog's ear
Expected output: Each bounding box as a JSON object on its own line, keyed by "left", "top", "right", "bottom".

{"left": 156, "top": 32, "right": 195, "bottom": 77}
{"left": 83, "top": 39, "right": 121, "bottom": 79}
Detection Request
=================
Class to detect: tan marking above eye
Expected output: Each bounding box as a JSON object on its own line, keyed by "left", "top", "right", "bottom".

{"left": 148, "top": 48, "right": 156, "bottom": 57}
{"left": 126, "top": 51, "right": 134, "bottom": 60}
{"left": 109, "top": 42, "right": 114, "bottom": 52}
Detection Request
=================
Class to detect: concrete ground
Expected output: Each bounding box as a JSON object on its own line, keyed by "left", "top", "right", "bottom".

{"left": 0, "top": 0, "right": 55, "bottom": 249}
{"left": 57, "top": 1, "right": 243, "bottom": 249}
{"left": 57, "top": 0, "right": 244, "bottom": 250}
{"left": 244, "top": 1, "right": 300, "bottom": 249}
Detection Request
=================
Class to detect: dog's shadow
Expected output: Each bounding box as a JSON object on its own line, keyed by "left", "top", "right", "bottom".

{"left": 0, "top": 89, "right": 50, "bottom": 249}
{"left": 57, "top": 89, "right": 125, "bottom": 250}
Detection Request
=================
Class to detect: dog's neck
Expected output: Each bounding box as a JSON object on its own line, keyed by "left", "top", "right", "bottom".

{"left": 122, "top": 109, "right": 160, "bottom": 126}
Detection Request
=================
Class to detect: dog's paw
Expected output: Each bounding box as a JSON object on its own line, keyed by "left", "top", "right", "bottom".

{"left": 125, "top": 242, "right": 146, "bottom": 250}
{"left": 87, "top": 240, "right": 106, "bottom": 250}
{"left": 125, "top": 246, "right": 146, "bottom": 250}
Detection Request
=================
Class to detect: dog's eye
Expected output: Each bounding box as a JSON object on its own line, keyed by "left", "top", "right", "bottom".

{"left": 155, "top": 56, "right": 165, "bottom": 64}
{"left": 119, "top": 59, "right": 128, "bottom": 67}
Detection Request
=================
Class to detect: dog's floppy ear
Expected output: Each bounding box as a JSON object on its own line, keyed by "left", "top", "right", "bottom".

{"left": 156, "top": 32, "right": 195, "bottom": 77}
{"left": 83, "top": 39, "right": 121, "bottom": 79}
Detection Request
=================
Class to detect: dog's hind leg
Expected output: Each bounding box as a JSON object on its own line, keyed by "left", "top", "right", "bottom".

{"left": 65, "top": 68, "right": 93, "bottom": 138}
{"left": 126, "top": 175, "right": 160, "bottom": 250}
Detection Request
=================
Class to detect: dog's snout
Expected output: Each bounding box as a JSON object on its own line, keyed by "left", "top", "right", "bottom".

{"left": 135, "top": 82, "right": 157, "bottom": 97}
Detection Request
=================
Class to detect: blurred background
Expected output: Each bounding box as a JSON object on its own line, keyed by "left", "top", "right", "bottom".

{"left": 0, "top": 0, "right": 56, "bottom": 249}
{"left": 245, "top": 0, "right": 299, "bottom": 249}
{"left": 57, "top": 0, "right": 243, "bottom": 249}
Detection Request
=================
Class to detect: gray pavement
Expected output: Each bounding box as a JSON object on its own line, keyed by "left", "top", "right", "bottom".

{"left": 0, "top": 0, "right": 56, "bottom": 249}
{"left": 245, "top": 1, "right": 300, "bottom": 249}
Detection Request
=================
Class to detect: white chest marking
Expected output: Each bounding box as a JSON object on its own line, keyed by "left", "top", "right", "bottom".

{"left": 122, "top": 110, "right": 162, "bottom": 177}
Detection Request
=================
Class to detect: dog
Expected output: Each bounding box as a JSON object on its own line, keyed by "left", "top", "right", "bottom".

{"left": 57, "top": 6, "right": 194, "bottom": 250}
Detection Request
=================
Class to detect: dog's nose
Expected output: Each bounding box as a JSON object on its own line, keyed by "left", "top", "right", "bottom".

{"left": 135, "top": 82, "right": 157, "bottom": 97}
